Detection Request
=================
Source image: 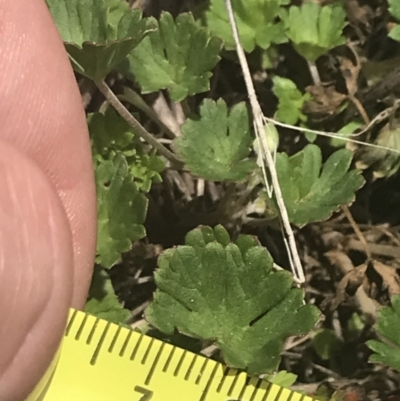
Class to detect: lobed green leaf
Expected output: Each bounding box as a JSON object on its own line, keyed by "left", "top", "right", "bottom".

{"left": 95, "top": 153, "right": 147, "bottom": 268}
{"left": 125, "top": 12, "right": 222, "bottom": 101}
{"left": 264, "top": 145, "right": 364, "bottom": 226}
{"left": 173, "top": 99, "right": 256, "bottom": 181}
{"left": 46, "top": 0, "right": 151, "bottom": 81}
{"left": 206, "top": 0, "right": 289, "bottom": 52}
{"left": 281, "top": 2, "right": 347, "bottom": 62}
{"left": 146, "top": 225, "right": 320, "bottom": 375}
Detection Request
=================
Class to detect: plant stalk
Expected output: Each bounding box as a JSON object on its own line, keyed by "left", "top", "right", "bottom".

{"left": 224, "top": 0, "right": 305, "bottom": 284}
{"left": 96, "top": 80, "right": 183, "bottom": 170}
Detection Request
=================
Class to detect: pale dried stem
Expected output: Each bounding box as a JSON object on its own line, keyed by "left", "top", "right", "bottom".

{"left": 224, "top": 0, "right": 305, "bottom": 283}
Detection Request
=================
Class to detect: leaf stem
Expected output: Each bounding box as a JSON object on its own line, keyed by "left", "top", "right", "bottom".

{"left": 119, "top": 87, "right": 179, "bottom": 139}
{"left": 307, "top": 60, "right": 321, "bottom": 85}
{"left": 95, "top": 80, "right": 183, "bottom": 169}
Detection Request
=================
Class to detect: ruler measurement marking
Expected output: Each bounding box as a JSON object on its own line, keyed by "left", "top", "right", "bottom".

{"left": 90, "top": 322, "right": 110, "bottom": 365}
{"left": 227, "top": 371, "right": 240, "bottom": 397}
{"left": 216, "top": 366, "right": 231, "bottom": 392}
{"left": 52, "top": 311, "right": 318, "bottom": 401}
{"left": 119, "top": 329, "right": 133, "bottom": 357}
{"left": 173, "top": 349, "right": 187, "bottom": 377}
{"left": 196, "top": 358, "right": 209, "bottom": 385}
{"left": 162, "top": 346, "right": 176, "bottom": 372}
{"left": 298, "top": 393, "right": 306, "bottom": 401}
{"left": 249, "top": 378, "right": 263, "bottom": 401}
{"left": 184, "top": 353, "right": 198, "bottom": 381}
{"left": 134, "top": 385, "right": 153, "bottom": 401}
{"left": 65, "top": 309, "right": 78, "bottom": 336}
{"left": 279, "top": 388, "right": 295, "bottom": 401}
{"left": 144, "top": 341, "right": 165, "bottom": 385}
{"left": 237, "top": 377, "right": 250, "bottom": 401}
{"left": 286, "top": 391, "right": 294, "bottom": 401}
{"left": 130, "top": 332, "right": 144, "bottom": 361}
{"left": 289, "top": 391, "right": 305, "bottom": 401}
{"left": 274, "top": 385, "right": 284, "bottom": 401}
{"left": 141, "top": 337, "right": 155, "bottom": 365}
{"left": 198, "top": 361, "right": 219, "bottom": 401}
{"left": 261, "top": 382, "right": 272, "bottom": 401}
{"left": 86, "top": 318, "right": 100, "bottom": 344}
{"left": 108, "top": 325, "right": 122, "bottom": 353}
{"left": 75, "top": 313, "right": 89, "bottom": 340}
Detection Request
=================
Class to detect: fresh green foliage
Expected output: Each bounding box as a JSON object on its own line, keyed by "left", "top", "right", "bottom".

{"left": 265, "top": 370, "right": 297, "bottom": 388}
{"left": 146, "top": 225, "right": 320, "bottom": 375}
{"left": 89, "top": 109, "right": 164, "bottom": 192}
{"left": 206, "top": 0, "right": 289, "bottom": 52}
{"left": 272, "top": 76, "right": 310, "bottom": 125}
{"left": 174, "top": 99, "right": 256, "bottom": 181}
{"left": 95, "top": 153, "right": 148, "bottom": 268}
{"left": 264, "top": 145, "right": 364, "bottom": 226}
{"left": 330, "top": 122, "right": 363, "bottom": 148}
{"left": 46, "top": 0, "right": 151, "bottom": 81}
{"left": 125, "top": 12, "right": 222, "bottom": 101}
{"left": 367, "top": 295, "right": 400, "bottom": 372}
{"left": 281, "top": 2, "right": 347, "bottom": 62}
{"left": 105, "top": 0, "right": 130, "bottom": 28}
{"left": 85, "top": 265, "right": 131, "bottom": 324}
{"left": 388, "top": 0, "right": 400, "bottom": 42}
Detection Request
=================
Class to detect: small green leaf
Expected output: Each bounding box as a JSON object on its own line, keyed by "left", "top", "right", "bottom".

{"left": 46, "top": 0, "right": 151, "bottom": 81}
{"left": 282, "top": 2, "right": 347, "bottom": 62}
{"left": 89, "top": 109, "right": 164, "bottom": 192}
{"left": 265, "top": 145, "right": 364, "bottom": 226}
{"left": 173, "top": 99, "right": 256, "bottom": 181}
{"left": 146, "top": 225, "right": 320, "bottom": 375}
{"left": 265, "top": 371, "right": 297, "bottom": 388}
{"left": 95, "top": 153, "right": 148, "bottom": 268}
{"left": 85, "top": 265, "right": 131, "bottom": 324}
{"left": 389, "top": 25, "right": 400, "bottom": 42}
{"left": 105, "top": 0, "right": 130, "bottom": 30}
{"left": 125, "top": 12, "right": 222, "bottom": 101}
{"left": 272, "top": 76, "right": 310, "bottom": 125}
{"left": 389, "top": 0, "right": 400, "bottom": 21}
{"left": 367, "top": 295, "right": 400, "bottom": 372}
{"left": 206, "top": 0, "right": 289, "bottom": 53}
{"left": 330, "top": 122, "right": 363, "bottom": 148}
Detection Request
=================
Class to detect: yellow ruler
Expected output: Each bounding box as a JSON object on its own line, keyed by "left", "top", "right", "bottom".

{"left": 33, "top": 308, "right": 317, "bottom": 401}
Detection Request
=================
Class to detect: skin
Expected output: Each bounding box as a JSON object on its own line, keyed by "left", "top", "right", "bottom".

{"left": 0, "top": 0, "right": 97, "bottom": 400}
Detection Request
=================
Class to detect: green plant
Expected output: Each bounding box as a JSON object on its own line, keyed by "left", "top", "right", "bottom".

{"left": 388, "top": 0, "right": 400, "bottom": 42}
{"left": 46, "top": 0, "right": 400, "bottom": 392}
{"left": 367, "top": 296, "right": 400, "bottom": 372}
{"left": 146, "top": 225, "right": 320, "bottom": 374}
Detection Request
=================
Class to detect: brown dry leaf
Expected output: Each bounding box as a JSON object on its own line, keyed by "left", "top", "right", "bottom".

{"left": 329, "top": 252, "right": 400, "bottom": 313}
{"left": 344, "top": 0, "right": 372, "bottom": 29}
{"left": 366, "top": 260, "right": 400, "bottom": 299}
{"left": 339, "top": 57, "right": 360, "bottom": 98}
{"left": 303, "top": 84, "right": 347, "bottom": 121}
{"left": 332, "top": 262, "right": 367, "bottom": 310}
{"left": 325, "top": 251, "right": 376, "bottom": 319}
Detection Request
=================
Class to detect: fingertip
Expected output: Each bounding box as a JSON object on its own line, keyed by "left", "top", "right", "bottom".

{"left": 0, "top": 140, "right": 74, "bottom": 401}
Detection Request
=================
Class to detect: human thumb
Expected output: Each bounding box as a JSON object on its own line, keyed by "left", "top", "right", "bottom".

{"left": 0, "top": 139, "right": 74, "bottom": 401}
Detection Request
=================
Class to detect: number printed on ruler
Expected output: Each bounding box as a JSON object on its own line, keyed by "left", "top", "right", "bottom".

{"left": 40, "top": 309, "right": 317, "bottom": 401}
